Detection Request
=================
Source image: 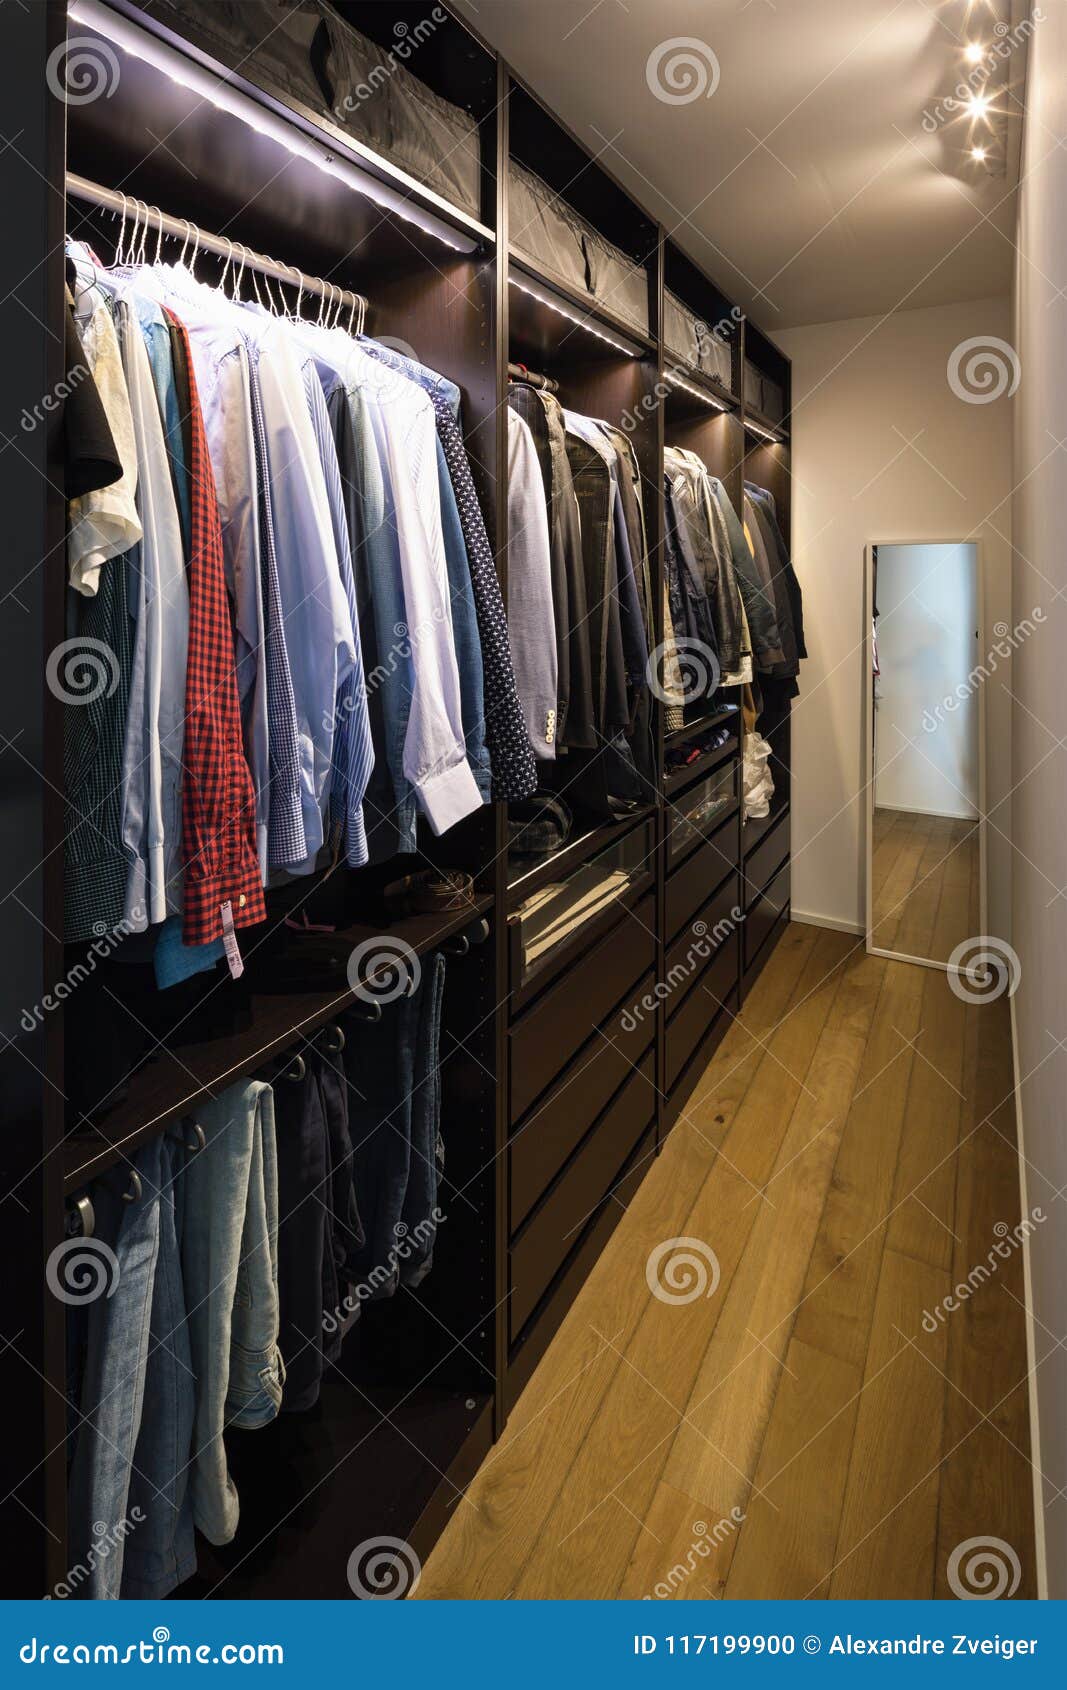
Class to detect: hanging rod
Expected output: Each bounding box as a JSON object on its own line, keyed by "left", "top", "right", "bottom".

{"left": 508, "top": 361, "right": 559, "bottom": 394}
{"left": 65, "top": 172, "right": 367, "bottom": 322}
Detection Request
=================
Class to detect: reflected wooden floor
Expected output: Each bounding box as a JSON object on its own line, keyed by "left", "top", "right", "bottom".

{"left": 870, "top": 808, "right": 979, "bottom": 964}
{"left": 416, "top": 925, "right": 1035, "bottom": 1601}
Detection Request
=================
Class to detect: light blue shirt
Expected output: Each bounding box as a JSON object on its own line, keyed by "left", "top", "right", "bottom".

{"left": 113, "top": 293, "right": 189, "bottom": 929}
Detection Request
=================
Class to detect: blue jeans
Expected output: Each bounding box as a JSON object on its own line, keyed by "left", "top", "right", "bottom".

{"left": 66, "top": 1137, "right": 163, "bottom": 1600}
{"left": 400, "top": 951, "right": 446, "bottom": 1287}
{"left": 343, "top": 953, "right": 447, "bottom": 1300}
{"left": 122, "top": 1128, "right": 196, "bottom": 1598}
{"left": 181, "top": 1079, "right": 283, "bottom": 1546}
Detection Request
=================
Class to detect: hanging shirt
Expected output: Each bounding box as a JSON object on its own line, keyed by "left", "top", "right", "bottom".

{"left": 66, "top": 274, "right": 142, "bottom": 596}
{"left": 113, "top": 292, "right": 189, "bottom": 929}
{"left": 165, "top": 309, "right": 266, "bottom": 945}
{"left": 300, "top": 356, "right": 373, "bottom": 868}
{"left": 358, "top": 338, "right": 536, "bottom": 803}
{"left": 236, "top": 307, "right": 355, "bottom": 866}
{"left": 304, "top": 324, "right": 482, "bottom": 836}
{"left": 506, "top": 407, "right": 557, "bottom": 760}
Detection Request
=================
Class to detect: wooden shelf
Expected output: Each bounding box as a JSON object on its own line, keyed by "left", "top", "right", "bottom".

{"left": 63, "top": 896, "right": 494, "bottom": 1192}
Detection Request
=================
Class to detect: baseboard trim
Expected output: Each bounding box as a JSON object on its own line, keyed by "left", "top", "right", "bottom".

{"left": 791, "top": 909, "right": 865, "bottom": 936}
{"left": 874, "top": 799, "right": 979, "bottom": 822}
{"left": 1010, "top": 991, "right": 1049, "bottom": 1600}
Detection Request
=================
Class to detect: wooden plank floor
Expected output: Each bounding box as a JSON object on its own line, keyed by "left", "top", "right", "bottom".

{"left": 870, "top": 808, "right": 979, "bottom": 964}
{"left": 416, "top": 923, "right": 1036, "bottom": 1601}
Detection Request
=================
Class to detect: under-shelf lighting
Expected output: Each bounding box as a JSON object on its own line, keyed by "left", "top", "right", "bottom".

{"left": 663, "top": 369, "right": 731, "bottom": 412}
{"left": 67, "top": 0, "right": 480, "bottom": 253}
{"left": 508, "top": 274, "right": 641, "bottom": 357}
{"left": 745, "top": 417, "right": 783, "bottom": 444}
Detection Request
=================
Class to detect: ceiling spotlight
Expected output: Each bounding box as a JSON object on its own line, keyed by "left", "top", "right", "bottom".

{"left": 965, "top": 91, "right": 993, "bottom": 119}
{"left": 970, "top": 145, "right": 988, "bottom": 162}
{"left": 963, "top": 42, "right": 985, "bottom": 64}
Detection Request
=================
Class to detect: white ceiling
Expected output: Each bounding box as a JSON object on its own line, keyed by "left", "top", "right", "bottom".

{"left": 461, "top": 0, "right": 1028, "bottom": 329}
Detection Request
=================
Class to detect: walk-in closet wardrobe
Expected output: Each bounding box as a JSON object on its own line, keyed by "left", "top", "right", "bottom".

{"left": 0, "top": 0, "right": 799, "bottom": 1598}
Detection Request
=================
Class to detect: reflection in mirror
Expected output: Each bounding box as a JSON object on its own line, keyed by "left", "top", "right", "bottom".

{"left": 867, "top": 542, "right": 982, "bottom": 968}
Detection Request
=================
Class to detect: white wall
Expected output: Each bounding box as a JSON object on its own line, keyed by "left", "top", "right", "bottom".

{"left": 873, "top": 543, "right": 979, "bottom": 821}
{"left": 1012, "top": 0, "right": 1067, "bottom": 1602}
{"left": 778, "top": 297, "right": 1013, "bottom": 937}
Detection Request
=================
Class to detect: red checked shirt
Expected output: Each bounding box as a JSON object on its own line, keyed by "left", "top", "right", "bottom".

{"left": 166, "top": 308, "right": 266, "bottom": 945}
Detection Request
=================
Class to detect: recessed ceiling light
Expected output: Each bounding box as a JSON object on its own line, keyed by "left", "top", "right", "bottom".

{"left": 970, "top": 145, "right": 988, "bottom": 162}
{"left": 964, "top": 42, "right": 985, "bottom": 64}
{"left": 965, "top": 91, "right": 993, "bottom": 119}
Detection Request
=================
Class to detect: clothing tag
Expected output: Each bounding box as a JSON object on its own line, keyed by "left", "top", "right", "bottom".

{"left": 219, "top": 901, "right": 244, "bottom": 980}
{"left": 544, "top": 708, "right": 556, "bottom": 745}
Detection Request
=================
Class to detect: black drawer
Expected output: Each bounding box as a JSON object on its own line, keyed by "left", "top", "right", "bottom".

{"left": 509, "top": 977, "right": 655, "bottom": 1231}
{"left": 664, "top": 931, "right": 740, "bottom": 1091}
{"left": 665, "top": 988, "right": 737, "bottom": 1127}
{"left": 666, "top": 818, "right": 740, "bottom": 940}
{"left": 667, "top": 760, "right": 739, "bottom": 866}
{"left": 744, "top": 809, "right": 790, "bottom": 909}
{"left": 509, "top": 1051, "right": 656, "bottom": 1340}
{"left": 663, "top": 871, "right": 742, "bottom": 1013}
{"left": 508, "top": 892, "right": 656, "bottom": 1122}
{"left": 744, "top": 862, "right": 791, "bottom": 970}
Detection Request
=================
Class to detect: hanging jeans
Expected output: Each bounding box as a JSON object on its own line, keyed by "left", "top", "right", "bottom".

{"left": 399, "top": 951, "right": 446, "bottom": 1288}
{"left": 122, "top": 1127, "right": 197, "bottom": 1598}
{"left": 343, "top": 952, "right": 447, "bottom": 1302}
{"left": 181, "top": 1078, "right": 283, "bottom": 1547}
{"left": 66, "top": 1136, "right": 163, "bottom": 1600}
{"left": 275, "top": 1047, "right": 364, "bottom": 1412}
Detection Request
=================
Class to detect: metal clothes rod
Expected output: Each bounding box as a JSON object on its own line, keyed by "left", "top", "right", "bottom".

{"left": 65, "top": 171, "right": 367, "bottom": 321}
{"left": 507, "top": 361, "right": 559, "bottom": 394}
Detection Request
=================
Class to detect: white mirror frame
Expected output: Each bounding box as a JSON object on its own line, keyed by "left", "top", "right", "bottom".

{"left": 863, "top": 539, "right": 988, "bottom": 974}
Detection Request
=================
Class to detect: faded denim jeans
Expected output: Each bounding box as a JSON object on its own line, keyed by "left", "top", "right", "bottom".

{"left": 180, "top": 1078, "right": 283, "bottom": 1546}
{"left": 66, "top": 1136, "right": 164, "bottom": 1599}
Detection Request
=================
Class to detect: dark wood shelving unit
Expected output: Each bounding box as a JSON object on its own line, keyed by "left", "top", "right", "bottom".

{"left": 0, "top": 0, "right": 797, "bottom": 1598}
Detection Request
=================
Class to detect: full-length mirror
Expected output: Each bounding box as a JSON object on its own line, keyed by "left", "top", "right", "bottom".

{"left": 865, "top": 542, "right": 985, "bottom": 969}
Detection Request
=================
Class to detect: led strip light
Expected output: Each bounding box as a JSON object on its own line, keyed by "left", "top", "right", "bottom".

{"left": 508, "top": 273, "right": 642, "bottom": 358}
{"left": 662, "top": 368, "right": 731, "bottom": 412}
{"left": 68, "top": 0, "right": 482, "bottom": 252}
{"left": 744, "top": 417, "right": 784, "bottom": 444}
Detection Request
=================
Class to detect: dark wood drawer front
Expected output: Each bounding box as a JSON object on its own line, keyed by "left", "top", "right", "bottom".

{"left": 662, "top": 872, "right": 742, "bottom": 1014}
{"left": 744, "top": 863, "right": 791, "bottom": 970}
{"left": 665, "top": 932, "right": 740, "bottom": 1091}
{"left": 744, "top": 810, "right": 790, "bottom": 909}
{"left": 666, "top": 820, "right": 739, "bottom": 940}
{"left": 509, "top": 1051, "right": 656, "bottom": 1340}
{"left": 509, "top": 893, "right": 655, "bottom": 1122}
{"left": 509, "top": 982, "right": 655, "bottom": 1232}
{"left": 666, "top": 989, "right": 737, "bottom": 1122}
